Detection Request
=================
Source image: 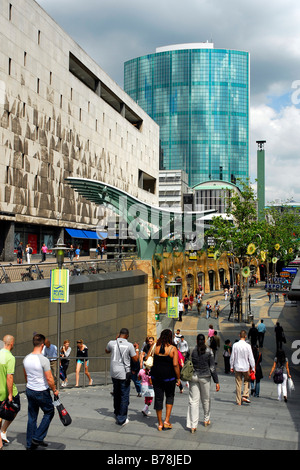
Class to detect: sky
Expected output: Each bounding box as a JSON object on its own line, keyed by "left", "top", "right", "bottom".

{"left": 37, "top": 0, "right": 300, "bottom": 204}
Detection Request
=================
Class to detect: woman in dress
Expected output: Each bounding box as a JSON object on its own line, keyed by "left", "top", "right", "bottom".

{"left": 148, "top": 329, "right": 181, "bottom": 431}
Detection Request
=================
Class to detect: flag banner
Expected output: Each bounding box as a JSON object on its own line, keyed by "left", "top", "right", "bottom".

{"left": 50, "top": 269, "right": 69, "bottom": 303}
{"left": 167, "top": 296, "right": 179, "bottom": 319}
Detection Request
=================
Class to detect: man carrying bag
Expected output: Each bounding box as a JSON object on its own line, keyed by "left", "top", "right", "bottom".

{"left": 105, "top": 328, "right": 139, "bottom": 426}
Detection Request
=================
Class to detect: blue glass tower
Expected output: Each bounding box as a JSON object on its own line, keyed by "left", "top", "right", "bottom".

{"left": 124, "top": 43, "right": 249, "bottom": 189}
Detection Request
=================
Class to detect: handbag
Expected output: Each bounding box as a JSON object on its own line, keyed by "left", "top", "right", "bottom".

{"left": 144, "top": 344, "right": 156, "bottom": 369}
{"left": 180, "top": 359, "right": 194, "bottom": 381}
{"left": 53, "top": 396, "right": 72, "bottom": 426}
{"left": 0, "top": 399, "right": 20, "bottom": 421}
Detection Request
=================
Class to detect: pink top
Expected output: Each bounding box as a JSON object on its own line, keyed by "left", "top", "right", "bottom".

{"left": 138, "top": 368, "right": 151, "bottom": 385}
{"left": 208, "top": 328, "right": 215, "bottom": 338}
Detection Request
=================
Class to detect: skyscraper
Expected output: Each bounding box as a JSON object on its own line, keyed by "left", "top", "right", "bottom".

{"left": 124, "top": 43, "right": 249, "bottom": 189}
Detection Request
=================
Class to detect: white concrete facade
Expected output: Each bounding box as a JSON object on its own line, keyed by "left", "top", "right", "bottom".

{"left": 0, "top": 0, "right": 159, "bottom": 235}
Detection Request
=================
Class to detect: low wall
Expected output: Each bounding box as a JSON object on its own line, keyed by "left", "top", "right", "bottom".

{"left": 0, "top": 270, "right": 148, "bottom": 384}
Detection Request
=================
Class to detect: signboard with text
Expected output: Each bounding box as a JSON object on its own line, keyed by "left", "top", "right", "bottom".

{"left": 167, "top": 296, "right": 179, "bottom": 319}
{"left": 50, "top": 269, "right": 69, "bottom": 303}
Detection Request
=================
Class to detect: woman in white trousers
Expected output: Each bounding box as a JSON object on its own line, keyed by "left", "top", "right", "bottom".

{"left": 269, "top": 348, "right": 291, "bottom": 402}
{"left": 186, "top": 334, "right": 220, "bottom": 433}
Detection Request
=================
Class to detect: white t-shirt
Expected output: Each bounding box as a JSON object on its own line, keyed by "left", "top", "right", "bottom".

{"left": 23, "top": 353, "right": 51, "bottom": 391}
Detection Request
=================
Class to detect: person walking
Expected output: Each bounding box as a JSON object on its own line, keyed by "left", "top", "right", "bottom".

{"left": 138, "top": 365, "right": 154, "bottom": 416}
{"left": 23, "top": 334, "right": 59, "bottom": 450}
{"left": 26, "top": 244, "right": 32, "bottom": 264}
{"left": 131, "top": 341, "right": 142, "bottom": 397}
{"left": 230, "top": 330, "right": 255, "bottom": 405}
{"left": 75, "top": 340, "right": 93, "bottom": 387}
{"left": 248, "top": 323, "right": 258, "bottom": 347}
{"left": 275, "top": 322, "right": 285, "bottom": 350}
{"left": 214, "top": 300, "right": 220, "bottom": 318}
{"left": 105, "top": 328, "right": 139, "bottom": 426}
{"left": 17, "top": 242, "right": 23, "bottom": 264}
{"left": 149, "top": 329, "right": 181, "bottom": 431}
{"left": 223, "top": 339, "right": 232, "bottom": 374}
{"left": 60, "top": 340, "right": 71, "bottom": 387}
{"left": 183, "top": 295, "right": 189, "bottom": 315}
{"left": 205, "top": 301, "right": 212, "bottom": 319}
{"left": 269, "top": 349, "right": 291, "bottom": 402}
{"left": 257, "top": 319, "right": 266, "bottom": 347}
{"left": 0, "top": 335, "right": 20, "bottom": 446}
{"left": 196, "top": 294, "right": 201, "bottom": 315}
{"left": 40, "top": 243, "right": 48, "bottom": 262}
{"left": 228, "top": 295, "right": 234, "bottom": 321}
{"left": 186, "top": 334, "right": 220, "bottom": 433}
{"left": 250, "top": 346, "right": 263, "bottom": 397}
{"left": 42, "top": 339, "right": 58, "bottom": 387}
{"left": 177, "top": 336, "right": 189, "bottom": 358}
{"left": 178, "top": 299, "right": 184, "bottom": 321}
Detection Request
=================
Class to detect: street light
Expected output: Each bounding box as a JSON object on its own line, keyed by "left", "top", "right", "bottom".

{"left": 52, "top": 238, "right": 69, "bottom": 391}
{"left": 52, "top": 238, "right": 68, "bottom": 268}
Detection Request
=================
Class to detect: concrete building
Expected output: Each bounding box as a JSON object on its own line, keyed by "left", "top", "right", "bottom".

{"left": 0, "top": 0, "right": 159, "bottom": 260}
{"left": 158, "top": 169, "right": 189, "bottom": 210}
{"left": 124, "top": 43, "right": 250, "bottom": 189}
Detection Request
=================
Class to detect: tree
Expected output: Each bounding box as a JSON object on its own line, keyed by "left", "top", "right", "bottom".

{"left": 206, "top": 180, "right": 263, "bottom": 321}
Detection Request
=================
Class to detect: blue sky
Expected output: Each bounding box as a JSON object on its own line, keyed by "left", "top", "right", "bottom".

{"left": 37, "top": 0, "right": 300, "bottom": 203}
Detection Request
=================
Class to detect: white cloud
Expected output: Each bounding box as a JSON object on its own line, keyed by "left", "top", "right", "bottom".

{"left": 36, "top": 0, "right": 300, "bottom": 202}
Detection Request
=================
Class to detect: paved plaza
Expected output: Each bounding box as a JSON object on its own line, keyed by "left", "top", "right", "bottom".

{"left": 1, "top": 283, "right": 299, "bottom": 454}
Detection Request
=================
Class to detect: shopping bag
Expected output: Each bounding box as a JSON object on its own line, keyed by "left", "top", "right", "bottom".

{"left": 53, "top": 396, "right": 72, "bottom": 426}
{"left": 288, "top": 377, "right": 295, "bottom": 393}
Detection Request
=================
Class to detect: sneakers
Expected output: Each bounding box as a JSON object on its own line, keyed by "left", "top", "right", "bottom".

{"left": 142, "top": 405, "right": 151, "bottom": 416}
{"left": 1, "top": 432, "right": 9, "bottom": 444}
{"left": 121, "top": 418, "right": 129, "bottom": 427}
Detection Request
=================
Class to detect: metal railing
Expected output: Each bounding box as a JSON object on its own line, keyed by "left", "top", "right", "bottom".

{"left": 14, "top": 355, "right": 112, "bottom": 392}
{"left": 0, "top": 257, "right": 138, "bottom": 284}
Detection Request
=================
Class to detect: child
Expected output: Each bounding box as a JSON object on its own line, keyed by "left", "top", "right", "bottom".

{"left": 138, "top": 366, "right": 154, "bottom": 416}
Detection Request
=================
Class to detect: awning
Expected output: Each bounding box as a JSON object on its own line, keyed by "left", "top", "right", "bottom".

{"left": 65, "top": 228, "right": 107, "bottom": 239}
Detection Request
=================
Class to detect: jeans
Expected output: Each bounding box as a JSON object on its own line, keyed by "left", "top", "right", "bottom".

{"left": 131, "top": 372, "right": 142, "bottom": 394}
{"left": 112, "top": 378, "right": 131, "bottom": 425}
{"left": 25, "top": 388, "right": 54, "bottom": 448}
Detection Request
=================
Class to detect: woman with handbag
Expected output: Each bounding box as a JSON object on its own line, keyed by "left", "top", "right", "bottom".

{"left": 148, "top": 329, "right": 181, "bottom": 431}
{"left": 269, "top": 348, "right": 291, "bottom": 402}
{"left": 186, "top": 334, "right": 220, "bottom": 433}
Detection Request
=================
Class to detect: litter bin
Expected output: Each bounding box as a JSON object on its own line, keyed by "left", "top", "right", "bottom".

{"left": 90, "top": 248, "right": 97, "bottom": 259}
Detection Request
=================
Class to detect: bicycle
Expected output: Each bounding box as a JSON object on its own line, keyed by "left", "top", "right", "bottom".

{"left": 0, "top": 265, "right": 11, "bottom": 283}
{"left": 21, "top": 264, "right": 44, "bottom": 281}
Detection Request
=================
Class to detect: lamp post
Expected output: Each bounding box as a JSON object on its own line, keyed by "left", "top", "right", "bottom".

{"left": 52, "top": 239, "right": 69, "bottom": 391}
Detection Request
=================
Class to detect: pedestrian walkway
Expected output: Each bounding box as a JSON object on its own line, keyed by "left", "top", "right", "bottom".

{"left": 2, "top": 284, "right": 300, "bottom": 452}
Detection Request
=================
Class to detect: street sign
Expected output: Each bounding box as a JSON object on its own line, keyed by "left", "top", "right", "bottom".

{"left": 50, "top": 268, "right": 69, "bottom": 303}
{"left": 283, "top": 268, "right": 297, "bottom": 274}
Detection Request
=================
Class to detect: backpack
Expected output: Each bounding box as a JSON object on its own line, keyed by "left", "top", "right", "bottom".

{"left": 29, "top": 247, "right": 33, "bottom": 254}
{"left": 180, "top": 359, "right": 194, "bottom": 381}
{"left": 273, "top": 366, "right": 284, "bottom": 384}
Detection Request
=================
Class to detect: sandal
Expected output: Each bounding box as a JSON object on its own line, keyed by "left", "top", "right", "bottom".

{"left": 190, "top": 428, "right": 196, "bottom": 434}
{"left": 163, "top": 421, "right": 172, "bottom": 429}
{"left": 204, "top": 420, "right": 211, "bottom": 427}
{"left": 157, "top": 424, "right": 164, "bottom": 431}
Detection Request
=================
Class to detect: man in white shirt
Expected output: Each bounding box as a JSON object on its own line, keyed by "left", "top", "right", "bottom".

{"left": 23, "top": 334, "right": 59, "bottom": 450}
{"left": 230, "top": 330, "right": 255, "bottom": 405}
{"left": 177, "top": 336, "right": 189, "bottom": 357}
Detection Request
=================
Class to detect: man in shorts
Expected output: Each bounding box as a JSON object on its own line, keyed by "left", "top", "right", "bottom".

{"left": 0, "top": 335, "right": 20, "bottom": 446}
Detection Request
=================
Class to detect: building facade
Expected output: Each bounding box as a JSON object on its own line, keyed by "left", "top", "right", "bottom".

{"left": 124, "top": 43, "right": 249, "bottom": 189}
{"left": 0, "top": 0, "right": 159, "bottom": 260}
{"left": 159, "top": 169, "right": 189, "bottom": 210}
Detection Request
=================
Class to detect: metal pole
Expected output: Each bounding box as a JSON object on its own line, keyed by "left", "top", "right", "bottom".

{"left": 57, "top": 302, "right": 61, "bottom": 392}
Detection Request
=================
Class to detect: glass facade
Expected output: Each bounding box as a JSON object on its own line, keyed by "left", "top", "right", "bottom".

{"left": 124, "top": 45, "right": 249, "bottom": 189}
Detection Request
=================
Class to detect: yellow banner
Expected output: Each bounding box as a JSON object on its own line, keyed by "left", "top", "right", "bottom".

{"left": 50, "top": 269, "right": 69, "bottom": 303}
{"left": 167, "top": 296, "right": 179, "bottom": 319}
